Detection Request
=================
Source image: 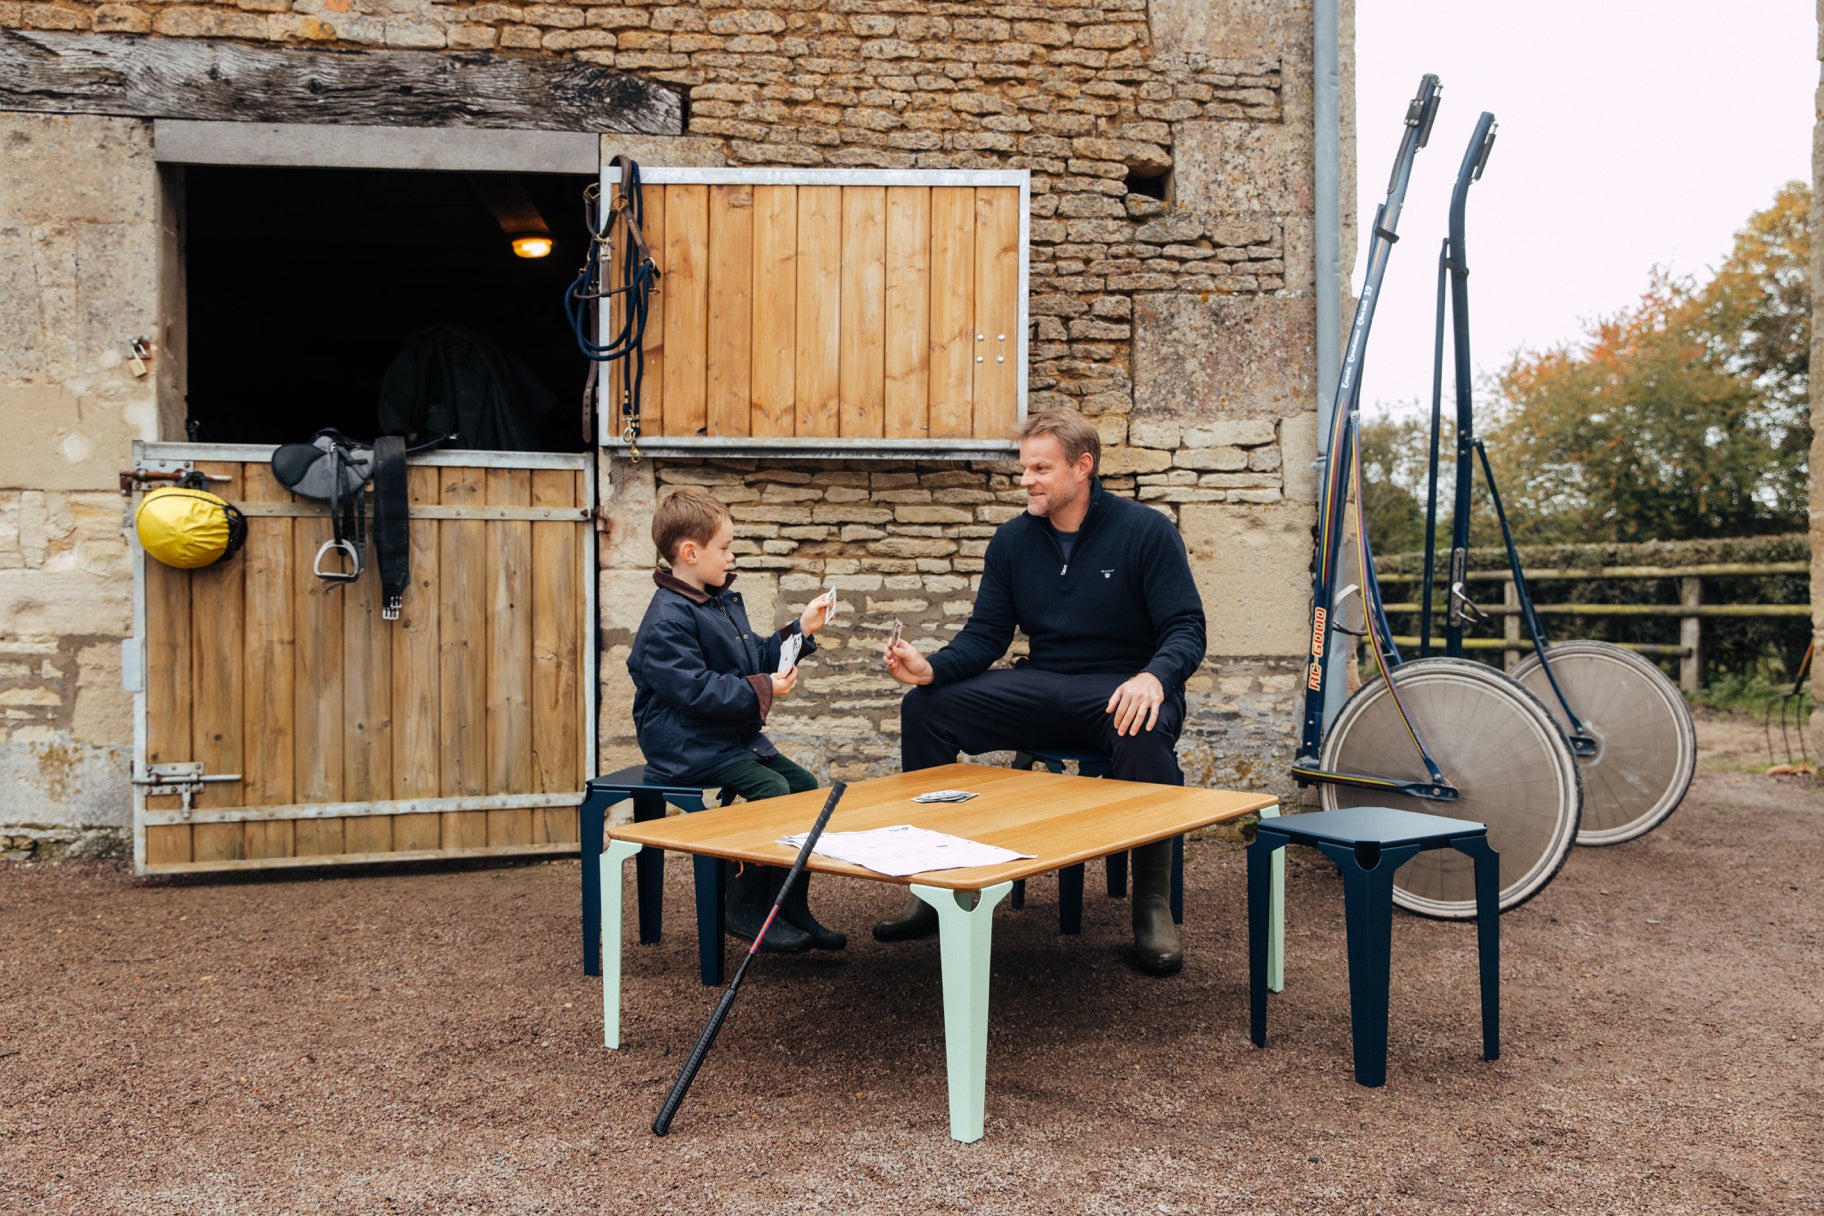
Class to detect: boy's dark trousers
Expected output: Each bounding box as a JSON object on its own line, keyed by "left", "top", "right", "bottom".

{"left": 705, "top": 752, "right": 842, "bottom": 951}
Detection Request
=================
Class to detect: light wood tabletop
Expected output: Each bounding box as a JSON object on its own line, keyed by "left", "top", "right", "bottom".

{"left": 605, "top": 762, "right": 1278, "bottom": 890}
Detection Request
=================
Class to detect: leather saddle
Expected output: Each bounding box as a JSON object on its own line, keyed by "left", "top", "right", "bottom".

{"left": 271, "top": 429, "right": 411, "bottom": 620}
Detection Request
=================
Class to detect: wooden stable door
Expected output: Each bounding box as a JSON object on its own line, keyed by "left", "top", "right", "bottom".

{"left": 617, "top": 171, "right": 1025, "bottom": 443}
{"left": 132, "top": 444, "right": 596, "bottom": 874}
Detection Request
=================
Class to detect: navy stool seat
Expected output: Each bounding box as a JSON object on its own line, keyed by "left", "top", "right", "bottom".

{"left": 1248, "top": 806, "right": 1500, "bottom": 1087}
{"left": 580, "top": 765, "right": 732, "bottom": 987}
{"left": 1009, "top": 748, "right": 1184, "bottom": 933}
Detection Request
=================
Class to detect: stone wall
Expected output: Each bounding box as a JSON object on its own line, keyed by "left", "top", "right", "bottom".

{"left": 0, "top": 113, "right": 160, "bottom": 857}
{"left": 0, "top": 0, "right": 1347, "bottom": 851}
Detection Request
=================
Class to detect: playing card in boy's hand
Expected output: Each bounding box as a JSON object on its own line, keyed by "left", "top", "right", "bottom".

{"left": 776, "top": 631, "right": 803, "bottom": 675}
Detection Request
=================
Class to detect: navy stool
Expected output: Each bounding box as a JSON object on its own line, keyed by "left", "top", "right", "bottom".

{"left": 580, "top": 765, "right": 732, "bottom": 986}
{"left": 1009, "top": 748, "right": 1184, "bottom": 933}
{"left": 1247, "top": 806, "right": 1499, "bottom": 1087}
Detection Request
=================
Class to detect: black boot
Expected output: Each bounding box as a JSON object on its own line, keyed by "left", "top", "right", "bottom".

{"left": 1131, "top": 839, "right": 1183, "bottom": 975}
{"left": 727, "top": 865, "right": 810, "bottom": 953}
{"left": 871, "top": 894, "right": 938, "bottom": 942}
{"left": 778, "top": 871, "right": 846, "bottom": 950}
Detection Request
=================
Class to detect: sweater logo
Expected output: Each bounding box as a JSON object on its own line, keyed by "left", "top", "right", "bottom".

{"left": 1101, "top": 569, "right": 1114, "bottom": 578}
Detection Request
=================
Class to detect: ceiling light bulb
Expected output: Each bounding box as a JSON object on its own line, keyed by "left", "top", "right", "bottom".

{"left": 512, "top": 235, "right": 553, "bottom": 259}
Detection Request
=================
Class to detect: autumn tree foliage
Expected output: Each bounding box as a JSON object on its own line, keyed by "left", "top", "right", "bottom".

{"left": 1482, "top": 182, "right": 1811, "bottom": 543}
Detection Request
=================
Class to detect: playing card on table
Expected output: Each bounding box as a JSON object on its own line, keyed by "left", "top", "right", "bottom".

{"left": 912, "top": 790, "right": 978, "bottom": 803}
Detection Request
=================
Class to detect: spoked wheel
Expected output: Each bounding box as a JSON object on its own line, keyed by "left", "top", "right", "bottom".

{"left": 1319, "top": 657, "right": 1582, "bottom": 918}
{"left": 1510, "top": 641, "right": 1696, "bottom": 846}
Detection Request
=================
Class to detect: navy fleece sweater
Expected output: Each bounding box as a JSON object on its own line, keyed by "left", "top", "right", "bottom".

{"left": 927, "top": 478, "right": 1207, "bottom": 691}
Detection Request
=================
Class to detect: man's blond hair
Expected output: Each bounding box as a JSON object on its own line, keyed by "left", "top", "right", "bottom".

{"left": 652, "top": 487, "right": 732, "bottom": 564}
{"left": 1014, "top": 407, "right": 1101, "bottom": 475}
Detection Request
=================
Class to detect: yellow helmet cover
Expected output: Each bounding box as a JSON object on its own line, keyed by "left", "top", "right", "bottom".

{"left": 135, "top": 486, "right": 247, "bottom": 569}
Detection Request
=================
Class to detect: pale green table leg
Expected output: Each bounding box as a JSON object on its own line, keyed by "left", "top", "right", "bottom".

{"left": 600, "top": 839, "right": 643, "bottom": 1049}
{"left": 1260, "top": 804, "right": 1285, "bottom": 993}
{"left": 911, "top": 879, "right": 1014, "bottom": 1144}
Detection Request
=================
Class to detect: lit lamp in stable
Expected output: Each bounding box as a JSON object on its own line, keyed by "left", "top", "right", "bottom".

{"left": 511, "top": 234, "right": 553, "bottom": 259}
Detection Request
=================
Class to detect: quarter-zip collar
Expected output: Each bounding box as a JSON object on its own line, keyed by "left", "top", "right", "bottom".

{"left": 1041, "top": 476, "right": 1110, "bottom": 576}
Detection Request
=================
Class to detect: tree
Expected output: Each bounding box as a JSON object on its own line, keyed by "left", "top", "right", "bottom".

{"left": 1480, "top": 182, "right": 1811, "bottom": 543}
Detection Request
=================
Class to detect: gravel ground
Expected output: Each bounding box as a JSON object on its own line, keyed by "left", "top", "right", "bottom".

{"left": 2, "top": 709, "right": 1820, "bottom": 1215}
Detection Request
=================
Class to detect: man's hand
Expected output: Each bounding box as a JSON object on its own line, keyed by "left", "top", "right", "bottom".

{"left": 884, "top": 637, "right": 934, "bottom": 687}
{"left": 1106, "top": 672, "right": 1165, "bottom": 736}
{"left": 771, "top": 666, "right": 800, "bottom": 698}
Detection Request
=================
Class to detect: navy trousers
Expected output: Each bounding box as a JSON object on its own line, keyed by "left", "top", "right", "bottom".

{"left": 900, "top": 667, "right": 1184, "bottom": 784}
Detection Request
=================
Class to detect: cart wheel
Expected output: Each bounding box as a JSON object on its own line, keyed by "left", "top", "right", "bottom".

{"left": 1319, "top": 657, "right": 1582, "bottom": 918}
{"left": 1510, "top": 641, "right": 1696, "bottom": 846}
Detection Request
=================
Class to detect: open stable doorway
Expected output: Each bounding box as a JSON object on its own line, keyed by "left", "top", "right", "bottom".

{"left": 180, "top": 164, "right": 595, "bottom": 454}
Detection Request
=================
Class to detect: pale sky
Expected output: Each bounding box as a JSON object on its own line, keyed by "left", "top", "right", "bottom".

{"left": 1353, "top": 1, "right": 1817, "bottom": 420}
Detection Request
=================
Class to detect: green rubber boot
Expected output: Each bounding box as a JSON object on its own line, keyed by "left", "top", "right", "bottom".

{"left": 727, "top": 864, "right": 810, "bottom": 953}
{"left": 1131, "top": 839, "right": 1183, "bottom": 975}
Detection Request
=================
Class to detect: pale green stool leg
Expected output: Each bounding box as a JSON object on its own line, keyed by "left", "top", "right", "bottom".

{"left": 1260, "top": 804, "right": 1285, "bottom": 993}
{"left": 911, "top": 880, "right": 1013, "bottom": 1144}
{"left": 600, "top": 840, "right": 643, "bottom": 1049}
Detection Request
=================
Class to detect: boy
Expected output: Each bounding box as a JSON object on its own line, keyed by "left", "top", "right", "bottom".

{"left": 628, "top": 487, "right": 842, "bottom": 953}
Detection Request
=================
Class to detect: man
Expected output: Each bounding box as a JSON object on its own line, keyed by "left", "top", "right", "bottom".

{"left": 880, "top": 407, "right": 1207, "bottom": 974}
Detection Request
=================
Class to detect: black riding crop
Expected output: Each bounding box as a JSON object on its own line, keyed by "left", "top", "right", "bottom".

{"left": 652, "top": 780, "right": 848, "bottom": 1136}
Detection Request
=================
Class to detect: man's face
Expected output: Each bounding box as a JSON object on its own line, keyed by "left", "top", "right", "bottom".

{"left": 1019, "top": 434, "right": 1091, "bottom": 521}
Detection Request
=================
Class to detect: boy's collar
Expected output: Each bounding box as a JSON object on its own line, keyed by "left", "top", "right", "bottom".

{"left": 653, "top": 568, "right": 737, "bottom": 603}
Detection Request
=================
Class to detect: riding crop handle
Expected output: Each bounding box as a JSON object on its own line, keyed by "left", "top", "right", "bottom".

{"left": 651, "top": 780, "right": 848, "bottom": 1137}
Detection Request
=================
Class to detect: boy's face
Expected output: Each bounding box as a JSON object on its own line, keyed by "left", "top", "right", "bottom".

{"left": 676, "top": 517, "right": 736, "bottom": 591}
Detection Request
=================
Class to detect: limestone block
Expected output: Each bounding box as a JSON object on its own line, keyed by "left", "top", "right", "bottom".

{"left": 1150, "top": 0, "right": 1304, "bottom": 62}
{"left": 599, "top": 566, "right": 656, "bottom": 642}
{"left": 1185, "top": 419, "right": 1277, "bottom": 448}
{"left": 71, "top": 640, "right": 131, "bottom": 745}
{"left": 598, "top": 134, "right": 728, "bottom": 168}
{"left": 0, "top": 570, "right": 131, "bottom": 635}
{"left": 0, "top": 114, "right": 154, "bottom": 226}
{"left": 1175, "top": 120, "right": 1312, "bottom": 217}
{"left": 0, "top": 385, "right": 151, "bottom": 491}
{"left": 1099, "top": 446, "right": 1172, "bottom": 475}
{"left": 1128, "top": 418, "right": 1182, "bottom": 449}
{"left": 1279, "top": 411, "right": 1320, "bottom": 503}
{"left": 598, "top": 455, "right": 657, "bottom": 569}
{"left": 0, "top": 737, "right": 130, "bottom": 831}
{"left": 1179, "top": 501, "right": 1312, "bottom": 659}
{"left": 1133, "top": 293, "right": 1315, "bottom": 422}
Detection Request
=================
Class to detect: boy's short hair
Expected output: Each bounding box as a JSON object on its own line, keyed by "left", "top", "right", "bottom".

{"left": 1014, "top": 407, "right": 1101, "bottom": 475}
{"left": 652, "top": 487, "right": 732, "bottom": 563}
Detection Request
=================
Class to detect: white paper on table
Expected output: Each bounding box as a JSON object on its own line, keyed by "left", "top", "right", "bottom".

{"left": 776, "top": 631, "right": 803, "bottom": 675}
{"left": 778, "top": 823, "right": 1033, "bottom": 877}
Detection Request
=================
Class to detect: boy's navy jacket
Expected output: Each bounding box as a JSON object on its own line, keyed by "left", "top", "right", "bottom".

{"left": 926, "top": 477, "right": 1206, "bottom": 692}
{"left": 628, "top": 570, "right": 815, "bottom": 784}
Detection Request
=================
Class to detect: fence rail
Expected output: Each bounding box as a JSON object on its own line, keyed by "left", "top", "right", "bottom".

{"left": 1375, "top": 560, "right": 1809, "bottom": 692}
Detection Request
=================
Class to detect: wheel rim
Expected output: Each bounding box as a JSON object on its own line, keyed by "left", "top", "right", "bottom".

{"left": 1511, "top": 641, "right": 1696, "bottom": 845}
{"left": 1319, "top": 658, "right": 1582, "bottom": 918}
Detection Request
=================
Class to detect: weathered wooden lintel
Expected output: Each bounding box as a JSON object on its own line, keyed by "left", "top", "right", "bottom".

{"left": 0, "top": 30, "right": 683, "bottom": 135}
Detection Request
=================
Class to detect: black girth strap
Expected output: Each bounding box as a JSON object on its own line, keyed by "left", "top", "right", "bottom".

{"left": 371, "top": 435, "right": 409, "bottom": 620}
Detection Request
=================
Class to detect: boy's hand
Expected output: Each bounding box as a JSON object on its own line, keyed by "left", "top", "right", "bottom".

{"left": 771, "top": 666, "right": 800, "bottom": 697}
{"left": 884, "top": 637, "right": 934, "bottom": 687}
{"left": 1105, "top": 672, "right": 1164, "bottom": 735}
{"left": 799, "top": 590, "right": 836, "bottom": 636}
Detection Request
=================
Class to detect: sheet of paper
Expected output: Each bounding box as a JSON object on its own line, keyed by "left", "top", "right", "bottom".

{"left": 776, "top": 631, "right": 803, "bottom": 675}
{"left": 778, "top": 824, "right": 1033, "bottom": 877}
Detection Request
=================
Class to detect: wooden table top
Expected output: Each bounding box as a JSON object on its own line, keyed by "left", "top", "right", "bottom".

{"left": 605, "top": 763, "right": 1278, "bottom": 891}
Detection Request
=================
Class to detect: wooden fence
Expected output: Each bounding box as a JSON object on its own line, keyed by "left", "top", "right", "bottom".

{"left": 1376, "top": 560, "right": 1809, "bottom": 693}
